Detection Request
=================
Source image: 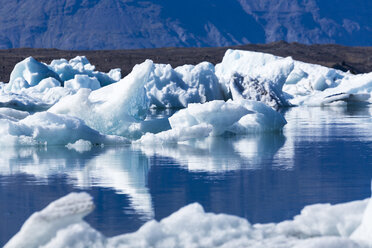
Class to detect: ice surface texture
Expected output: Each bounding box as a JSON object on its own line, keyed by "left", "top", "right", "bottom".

{"left": 145, "top": 62, "right": 225, "bottom": 108}
{"left": 49, "top": 59, "right": 153, "bottom": 137}
{"left": 5, "top": 193, "right": 372, "bottom": 248}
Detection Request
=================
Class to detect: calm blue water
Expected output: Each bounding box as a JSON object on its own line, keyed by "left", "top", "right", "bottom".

{"left": 1, "top": 106, "right": 372, "bottom": 246}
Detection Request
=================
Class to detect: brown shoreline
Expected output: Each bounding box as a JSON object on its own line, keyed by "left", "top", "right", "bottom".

{"left": 1, "top": 41, "right": 372, "bottom": 83}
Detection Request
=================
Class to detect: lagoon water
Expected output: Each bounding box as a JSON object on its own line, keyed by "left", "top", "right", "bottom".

{"left": 1, "top": 106, "right": 372, "bottom": 246}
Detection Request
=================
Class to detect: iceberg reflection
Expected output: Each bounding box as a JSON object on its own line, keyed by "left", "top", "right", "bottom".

{"left": 0, "top": 146, "right": 154, "bottom": 220}
{"left": 137, "top": 133, "right": 286, "bottom": 172}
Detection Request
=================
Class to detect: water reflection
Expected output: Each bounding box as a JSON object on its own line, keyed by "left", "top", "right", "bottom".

{"left": 0, "top": 146, "right": 154, "bottom": 220}
{"left": 138, "top": 134, "right": 286, "bottom": 172}
{"left": 2, "top": 106, "right": 372, "bottom": 246}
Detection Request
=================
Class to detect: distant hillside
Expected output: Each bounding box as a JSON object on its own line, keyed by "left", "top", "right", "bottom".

{"left": 0, "top": 0, "right": 372, "bottom": 49}
{"left": 1, "top": 42, "right": 372, "bottom": 83}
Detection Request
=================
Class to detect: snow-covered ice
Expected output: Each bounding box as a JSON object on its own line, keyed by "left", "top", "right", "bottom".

{"left": 5, "top": 192, "right": 372, "bottom": 248}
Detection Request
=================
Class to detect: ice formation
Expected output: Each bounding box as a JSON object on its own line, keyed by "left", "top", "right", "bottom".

{"left": 49, "top": 60, "right": 153, "bottom": 138}
{"left": 216, "top": 49, "right": 372, "bottom": 106}
{"left": 145, "top": 62, "right": 225, "bottom": 108}
{"left": 2, "top": 48, "right": 372, "bottom": 147}
{"left": 5, "top": 192, "right": 372, "bottom": 248}
{"left": 8, "top": 57, "right": 61, "bottom": 87}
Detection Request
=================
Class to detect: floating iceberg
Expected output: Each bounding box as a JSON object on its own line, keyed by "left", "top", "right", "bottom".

{"left": 216, "top": 49, "right": 372, "bottom": 106}
{"left": 145, "top": 62, "right": 225, "bottom": 108}
{"left": 49, "top": 60, "right": 153, "bottom": 138}
{"left": 5, "top": 192, "right": 372, "bottom": 248}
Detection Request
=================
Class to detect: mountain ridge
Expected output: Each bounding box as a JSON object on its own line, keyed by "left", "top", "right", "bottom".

{"left": 0, "top": 0, "right": 372, "bottom": 50}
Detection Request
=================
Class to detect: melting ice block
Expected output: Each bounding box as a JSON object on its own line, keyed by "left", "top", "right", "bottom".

{"left": 8, "top": 57, "right": 61, "bottom": 87}
{"left": 49, "top": 60, "right": 153, "bottom": 137}
{"left": 5, "top": 193, "right": 372, "bottom": 248}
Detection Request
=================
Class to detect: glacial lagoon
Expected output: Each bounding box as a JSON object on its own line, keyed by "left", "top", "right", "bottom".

{"left": 1, "top": 106, "right": 372, "bottom": 246}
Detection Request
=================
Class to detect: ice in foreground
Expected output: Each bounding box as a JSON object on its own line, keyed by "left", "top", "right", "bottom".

{"left": 5, "top": 192, "right": 372, "bottom": 248}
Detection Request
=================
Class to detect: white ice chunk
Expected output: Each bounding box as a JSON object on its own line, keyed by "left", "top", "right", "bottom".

{"left": 169, "top": 100, "right": 286, "bottom": 136}
{"left": 5, "top": 192, "right": 94, "bottom": 248}
{"left": 6, "top": 193, "right": 372, "bottom": 248}
{"left": 145, "top": 62, "right": 225, "bottom": 108}
{"left": 8, "top": 57, "right": 61, "bottom": 86}
{"left": 351, "top": 188, "right": 372, "bottom": 245}
{"left": 49, "top": 60, "right": 153, "bottom": 137}
{"left": 216, "top": 49, "right": 354, "bottom": 106}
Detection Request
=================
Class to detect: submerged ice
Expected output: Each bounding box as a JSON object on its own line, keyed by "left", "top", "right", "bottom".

{"left": 5, "top": 192, "right": 372, "bottom": 248}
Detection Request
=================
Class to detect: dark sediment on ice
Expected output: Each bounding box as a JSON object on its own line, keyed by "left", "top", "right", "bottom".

{"left": 1, "top": 41, "right": 372, "bottom": 82}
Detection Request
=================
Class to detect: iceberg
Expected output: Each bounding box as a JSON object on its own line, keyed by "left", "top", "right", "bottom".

{"left": 215, "top": 49, "right": 372, "bottom": 106}
{"left": 49, "top": 60, "right": 153, "bottom": 137}
{"left": 145, "top": 62, "right": 225, "bottom": 108}
{"left": 8, "top": 57, "right": 61, "bottom": 87}
{"left": 215, "top": 50, "right": 294, "bottom": 108}
{"left": 5, "top": 192, "right": 372, "bottom": 248}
